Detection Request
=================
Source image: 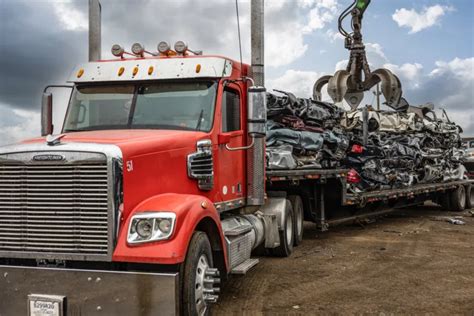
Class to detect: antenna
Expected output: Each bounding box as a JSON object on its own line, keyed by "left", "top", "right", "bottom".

{"left": 235, "top": 0, "right": 243, "bottom": 78}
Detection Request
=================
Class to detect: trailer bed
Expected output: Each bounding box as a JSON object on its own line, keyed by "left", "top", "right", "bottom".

{"left": 345, "top": 179, "right": 473, "bottom": 205}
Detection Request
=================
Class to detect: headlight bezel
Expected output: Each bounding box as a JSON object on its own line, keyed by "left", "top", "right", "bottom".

{"left": 127, "top": 212, "right": 177, "bottom": 245}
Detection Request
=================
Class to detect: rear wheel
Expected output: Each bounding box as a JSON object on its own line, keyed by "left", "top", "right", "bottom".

{"left": 450, "top": 185, "right": 466, "bottom": 212}
{"left": 271, "top": 200, "right": 294, "bottom": 257}
{"left": 288, "top": 195, "right": 304, "bottom": 246}
{"left": 465, "top": 184, "right": 472, "bottom": 210}
{"left": 182, "top": 231, "right": 219, "bottom": 316}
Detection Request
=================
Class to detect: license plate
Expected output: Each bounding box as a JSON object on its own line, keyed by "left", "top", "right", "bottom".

{"left": 28, "top": 294, "right": 65, "bottom": 316}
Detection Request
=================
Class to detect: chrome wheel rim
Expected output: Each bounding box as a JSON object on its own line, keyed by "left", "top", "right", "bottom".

{"left": 459, "top": 187, "right": 466, "bottom": 209}
{"left": 286, "top": 212, "right": 293, "bottom": 246}
{"left": 296, "top": 206, "right": 303, "bottom": 237}
{"left": 195, "top": 254, "right": 210, "bottom": 315}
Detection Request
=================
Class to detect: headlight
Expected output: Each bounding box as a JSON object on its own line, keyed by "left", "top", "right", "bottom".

{"left": 127, "top": 212, "right": 176, "bottom": 244}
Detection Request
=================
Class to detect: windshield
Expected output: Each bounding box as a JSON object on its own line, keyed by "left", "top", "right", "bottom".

{"left": 63, "top": 81, "right": 217, "bottom": 132}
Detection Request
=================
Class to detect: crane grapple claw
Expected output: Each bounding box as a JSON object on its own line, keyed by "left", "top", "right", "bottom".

{"left": 344, "top": 91, "right": 365, "bottom": 109}
{"left": 313, "top": 75, "right": 332, "bottom": 101}
{"left": 371, "top": 68, "right": 403, "bottom": 109}
{"left": 327, "top": 70, "right": 351, "bottom": 104}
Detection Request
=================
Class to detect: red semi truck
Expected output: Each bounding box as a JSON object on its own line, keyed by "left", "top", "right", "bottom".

{"left": 0, "top": 1, "right": 472, "bottom": 315}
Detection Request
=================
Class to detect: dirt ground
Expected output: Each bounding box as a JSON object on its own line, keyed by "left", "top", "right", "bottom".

{"left": 213, "top": 202, "right": 474, "bottom": 315}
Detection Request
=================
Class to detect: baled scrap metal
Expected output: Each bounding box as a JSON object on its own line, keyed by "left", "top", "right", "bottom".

{"left": 344, "top": 107, "right": 466, "bottom": 192}
{"left": 265, "top": 91, "right": 348, "bottom": 170}
{"left": 265, "top": 90, "right": 466, "bottom": 193}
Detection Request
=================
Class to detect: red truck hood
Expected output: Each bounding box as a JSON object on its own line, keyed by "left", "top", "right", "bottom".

{"left": 23, "top": 130, "right": 208, "bottom": 157}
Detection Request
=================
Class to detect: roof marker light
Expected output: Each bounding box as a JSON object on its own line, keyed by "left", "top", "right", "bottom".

{"left": 174, "top": 41, "right": 188, "bottom": 55}
{"left": 131, "top": 43, "right": 145, "bottom": 57}
{"left": 148, "top": 66, "right": 154, "bottom": 75}
{"left": 195, "top": 64, "right": 202, "bottom": 73}
{"left": 76, "top": 68, "right": 84, "bottom": 78}
{"left": 118, "top": 67, "right": 125, "bottom": 76}
{"left": 111, "top": 44, "right": 125, "bottom": 58}
{"left": 133, "top": 66, "right": 139, "bottom": 76}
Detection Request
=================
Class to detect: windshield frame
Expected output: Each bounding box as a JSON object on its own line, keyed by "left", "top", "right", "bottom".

{"left": 62, "top": 79, "right": 219, "bottom": 134}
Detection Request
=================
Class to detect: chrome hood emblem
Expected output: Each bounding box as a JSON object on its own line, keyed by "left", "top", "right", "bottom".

{"left": 32, "top": 154, "right": 65, "bottom": 162}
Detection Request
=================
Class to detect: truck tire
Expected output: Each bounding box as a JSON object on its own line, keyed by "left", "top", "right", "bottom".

{"left": 465, "top": 184, "right": 472, "bottom": 210}
{"left": 271, "top": 200, "right": 294, "bottom": 257}
{"left": 450, "top": 185, "right": 466, "bottom": 212}
{"left": 182, "top": 231, "right": 216, "bottom": 316}
{"left": 288, "top": 195, "right": 304, "bottom": 246}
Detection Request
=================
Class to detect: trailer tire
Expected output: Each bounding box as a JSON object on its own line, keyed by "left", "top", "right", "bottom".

{"left": 450, "top": 185, "right": 466, "bottom": 212}
{"left": 465, "top": 184, "right": 472, "bottom": 210}
{"left": 288, "top": 195, "right": 304, "bottom": 246}
{"left": 182, "top": 231, "right": 215, "bottom": 316}
{"left": 271, "top": 200, "right": 294, "bottom": 257}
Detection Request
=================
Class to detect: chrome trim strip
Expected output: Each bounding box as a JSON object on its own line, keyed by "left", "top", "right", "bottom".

{"left": 214, "top": 198, "right": 246, "bottom": 213}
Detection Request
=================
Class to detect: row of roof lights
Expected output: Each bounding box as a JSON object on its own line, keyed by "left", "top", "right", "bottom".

{"left": 111, "top": 41, "right": 202, "bottom": 58}
{"left": 76, "top": 62, "right": 203, "bottom": 79}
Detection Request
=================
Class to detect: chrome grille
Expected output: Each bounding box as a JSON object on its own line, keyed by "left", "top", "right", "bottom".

{"left": 0, "top": 162, "right": 110, "bottom": 257}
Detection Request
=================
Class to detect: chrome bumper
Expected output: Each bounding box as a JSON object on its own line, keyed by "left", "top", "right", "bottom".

{"left": 0, "top": 265, "right": 179, "bottom": 316}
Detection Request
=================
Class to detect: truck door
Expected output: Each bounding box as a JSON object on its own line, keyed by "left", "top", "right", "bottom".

{"left": 215, "top": 83, "right": 246, "bottom": 206}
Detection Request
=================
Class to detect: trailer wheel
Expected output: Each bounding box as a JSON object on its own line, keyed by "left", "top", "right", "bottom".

{"left": 288, "top": 195, "right": 304, "bottom": 246}
{"left": 465, "top": 184, "right": 472, "bottom": 210}
{"left": 182, "top": 231, "right": 219, "bottom": 316}
{"left": 450, "top": 185, "right": 466, "bottom": 212}
{"left": 271, "top": 200, "right": 294, "bottom": 257}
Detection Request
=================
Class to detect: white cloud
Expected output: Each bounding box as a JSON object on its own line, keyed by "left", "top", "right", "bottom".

{"left": 429, "top": 57, "right": 474, "bottom": 81}
{"left": 53, "top": 0, "right": 88, "bottom": 32}
{"left": 302, "top": 0, "right": 339, "bottom": 33}
{"left": 384, "top": 63, "right": 424, "bottom": 88}
{"left": 335, "top": 59, "right": 348, "bottom": 71}
{"left": 392, "top": 5, "right": 453, "bottom": 34}
{"left": 265, "top": 21, "right": 309, "bottom": 68}
{"left": 267, "top": 69, "right": 320, "bottom": 98}
{"left": 326, "top": 29, "right": 344, "bottom": 42}
{"left": 265, "top": 0, "right": 340, "bottom": 67}
{"left": 0, "top": 104, "right": 40, "bottom": 146}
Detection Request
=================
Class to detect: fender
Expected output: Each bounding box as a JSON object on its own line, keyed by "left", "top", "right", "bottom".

{"left": 113, "top": 193, "right": 228, "bottom": 270}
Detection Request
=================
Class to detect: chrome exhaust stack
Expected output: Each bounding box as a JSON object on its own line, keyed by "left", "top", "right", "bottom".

{"left": 89, "top": 0, "right": 102, "bottom": 62}
{"left": 247, "top": 0, "right": 266, "bottom": 206}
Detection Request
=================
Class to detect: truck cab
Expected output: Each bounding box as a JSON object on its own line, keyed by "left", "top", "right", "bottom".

{"left": 0, "top": 41, "right": 298, "bottom": 315}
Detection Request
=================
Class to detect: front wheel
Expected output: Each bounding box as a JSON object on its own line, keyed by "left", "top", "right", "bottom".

{"left": 182, "top": 231, "right": 220, "bottom": 316}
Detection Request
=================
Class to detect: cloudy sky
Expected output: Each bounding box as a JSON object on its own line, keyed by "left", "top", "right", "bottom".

{"left": 0, "top": 0, "right": 473, "bottom": 145}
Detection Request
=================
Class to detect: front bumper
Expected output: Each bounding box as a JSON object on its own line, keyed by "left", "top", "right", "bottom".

{"left": 0, "top": 265, "right": 179, "bottom": 316}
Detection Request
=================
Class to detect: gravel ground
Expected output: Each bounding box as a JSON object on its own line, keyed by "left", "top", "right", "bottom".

{"left": 213, "top": 202, "right": 474, "bottom": 315}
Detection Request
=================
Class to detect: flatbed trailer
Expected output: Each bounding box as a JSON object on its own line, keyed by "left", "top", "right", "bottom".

{"left": 266, "top": 168, "right": 473, "bottom": 231}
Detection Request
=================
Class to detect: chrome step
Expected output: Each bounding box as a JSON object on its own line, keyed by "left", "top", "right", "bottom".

{"left": 231, "top": 258, "right": 259, "bottom": 275}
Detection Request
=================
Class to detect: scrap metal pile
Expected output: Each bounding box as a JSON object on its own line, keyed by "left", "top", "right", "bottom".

{"left": 265, "top": 0, "right": 466, "bottom": 192}
{"left": 265, "top": 91, "right": 466, "bottom": 192}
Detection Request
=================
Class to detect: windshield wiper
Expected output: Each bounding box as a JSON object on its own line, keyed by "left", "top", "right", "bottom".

{"left": 195, "top": 109, "right": 204, "bottom": 131}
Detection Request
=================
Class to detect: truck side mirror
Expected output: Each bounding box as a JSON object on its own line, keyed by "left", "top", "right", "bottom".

{"left": 41, "top": 92, "right": 53, "bottom": 136}
{"left": 247, "top": 86, "right": 266, "bottom": 138}
{"left": 224, "top": 86, "right": 266, "bottom": 152}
